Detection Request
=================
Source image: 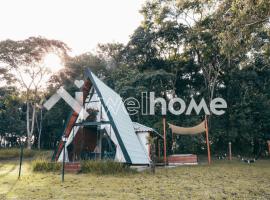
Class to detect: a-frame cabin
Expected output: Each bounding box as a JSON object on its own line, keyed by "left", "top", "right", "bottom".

{"left": 54, "top": 69, "right": 155, "bottom": 165}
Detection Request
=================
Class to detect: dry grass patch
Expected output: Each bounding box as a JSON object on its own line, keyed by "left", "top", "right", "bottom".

{"left": 0, "top": 148, "right": 52, "bottom": 160}
{"left": 0, "top": 160, "right": 269, "bottom": 200}
{"left": 81, "top": 160, "right": 137, "bottom": 174}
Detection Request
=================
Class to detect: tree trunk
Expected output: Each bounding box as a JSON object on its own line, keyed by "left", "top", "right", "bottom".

{"left": 26, "top": 101, "right": 36, "bottom": 149}
{"left": 37, "top": 109, "right": 43, "bottom": 150}
{"left": 26, "top": 101, "right": 30, "bottom": 149}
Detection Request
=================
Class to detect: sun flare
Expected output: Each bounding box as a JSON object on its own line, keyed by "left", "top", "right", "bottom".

{"left": 43, "top": 53, "right": 63, "bottom": 73}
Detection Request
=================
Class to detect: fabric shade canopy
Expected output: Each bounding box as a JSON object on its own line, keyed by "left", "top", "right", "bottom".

{"left": 168, "top": 121, "right": 206, "bottom": 135}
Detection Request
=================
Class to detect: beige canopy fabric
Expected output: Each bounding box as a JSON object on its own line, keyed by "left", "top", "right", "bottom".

{"left": 168, "top": 120, "right": 206, "bottom": 135}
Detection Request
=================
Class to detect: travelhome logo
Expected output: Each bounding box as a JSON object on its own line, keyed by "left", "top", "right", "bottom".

{"left": 43, "top": 80, "right": 227, "bottom": 116}
{"left": 124, "top": 93, "right": 227, "bottom": 116}
{"left": 43, "top": 80, "right": 89, "bottom": 117}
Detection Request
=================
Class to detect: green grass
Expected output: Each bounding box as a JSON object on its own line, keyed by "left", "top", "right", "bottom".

{"left": 0, "top": 159, "right": 270, "bottom": 199}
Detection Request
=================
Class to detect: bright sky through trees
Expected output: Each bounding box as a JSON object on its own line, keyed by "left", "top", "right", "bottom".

{"left": 0, "top": 0, "right": 145, "bottom": 56}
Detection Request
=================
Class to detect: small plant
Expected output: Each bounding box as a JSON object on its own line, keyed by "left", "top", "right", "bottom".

{"left": 80, "top": 160, "right": 137, "bottom": 174}
{"left": 86, "top": 108, "right": 98, "bottom": 121}
{"left": 32, "top": 159, "right": 61, "bottom": 172}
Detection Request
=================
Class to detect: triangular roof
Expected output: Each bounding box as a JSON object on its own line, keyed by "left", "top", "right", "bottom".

{"left": 85, "top": 69, "right": 150, "bottom": 165}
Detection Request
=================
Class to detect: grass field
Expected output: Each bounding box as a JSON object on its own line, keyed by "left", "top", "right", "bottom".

{"left": 0, "top": 148, "right": 53, "bottom": 160}
{"left": 0, "top": 159, "right": 269, "bottom": 200}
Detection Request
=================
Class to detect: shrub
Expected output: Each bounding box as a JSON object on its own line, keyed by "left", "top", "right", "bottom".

{"left": 32, "top": 159, "right": 61, "bottom": 172}
{"left": 80, "top": 160, "right": 137, "bottom": 174}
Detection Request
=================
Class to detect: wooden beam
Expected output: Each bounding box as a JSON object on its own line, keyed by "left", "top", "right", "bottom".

{"left": 74, "top": 121, "right": 110, "bottom": 126}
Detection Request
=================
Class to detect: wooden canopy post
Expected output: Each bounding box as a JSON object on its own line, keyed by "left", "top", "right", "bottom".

{"left": 163, "top": 116, "right": 167, "bottom": 165}
{"left": 205, "top": 115, "right": 211, "bottom": 164}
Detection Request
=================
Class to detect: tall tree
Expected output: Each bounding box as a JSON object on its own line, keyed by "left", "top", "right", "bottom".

{"left": 0, "top": 37, "right": 69, "bottom": 148}
{"left": 0, "top": 87, "right": 24, "bottom": 147}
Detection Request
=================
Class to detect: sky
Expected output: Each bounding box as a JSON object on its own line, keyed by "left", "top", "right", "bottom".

{"left": 0, "top": 0, "right": 146, "bottom": 88}
{"left": 0, "top": 0, "right": 145, "bottom": 56}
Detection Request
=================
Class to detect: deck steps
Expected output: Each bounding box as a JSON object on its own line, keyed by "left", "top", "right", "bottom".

{"left": 64, "top": 162, "right": 81, "bottom": 173}
{"left": 168, "top": 154, "right": 198, "bottom": 165}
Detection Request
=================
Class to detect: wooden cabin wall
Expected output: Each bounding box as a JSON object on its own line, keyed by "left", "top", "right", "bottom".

{"left": 67, "top": 127, "right": 97, "bottom": 161}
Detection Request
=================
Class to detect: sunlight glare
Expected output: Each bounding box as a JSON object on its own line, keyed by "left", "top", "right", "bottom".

{"left": 43, "top": 53, "right": 63, "bottom": 73}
